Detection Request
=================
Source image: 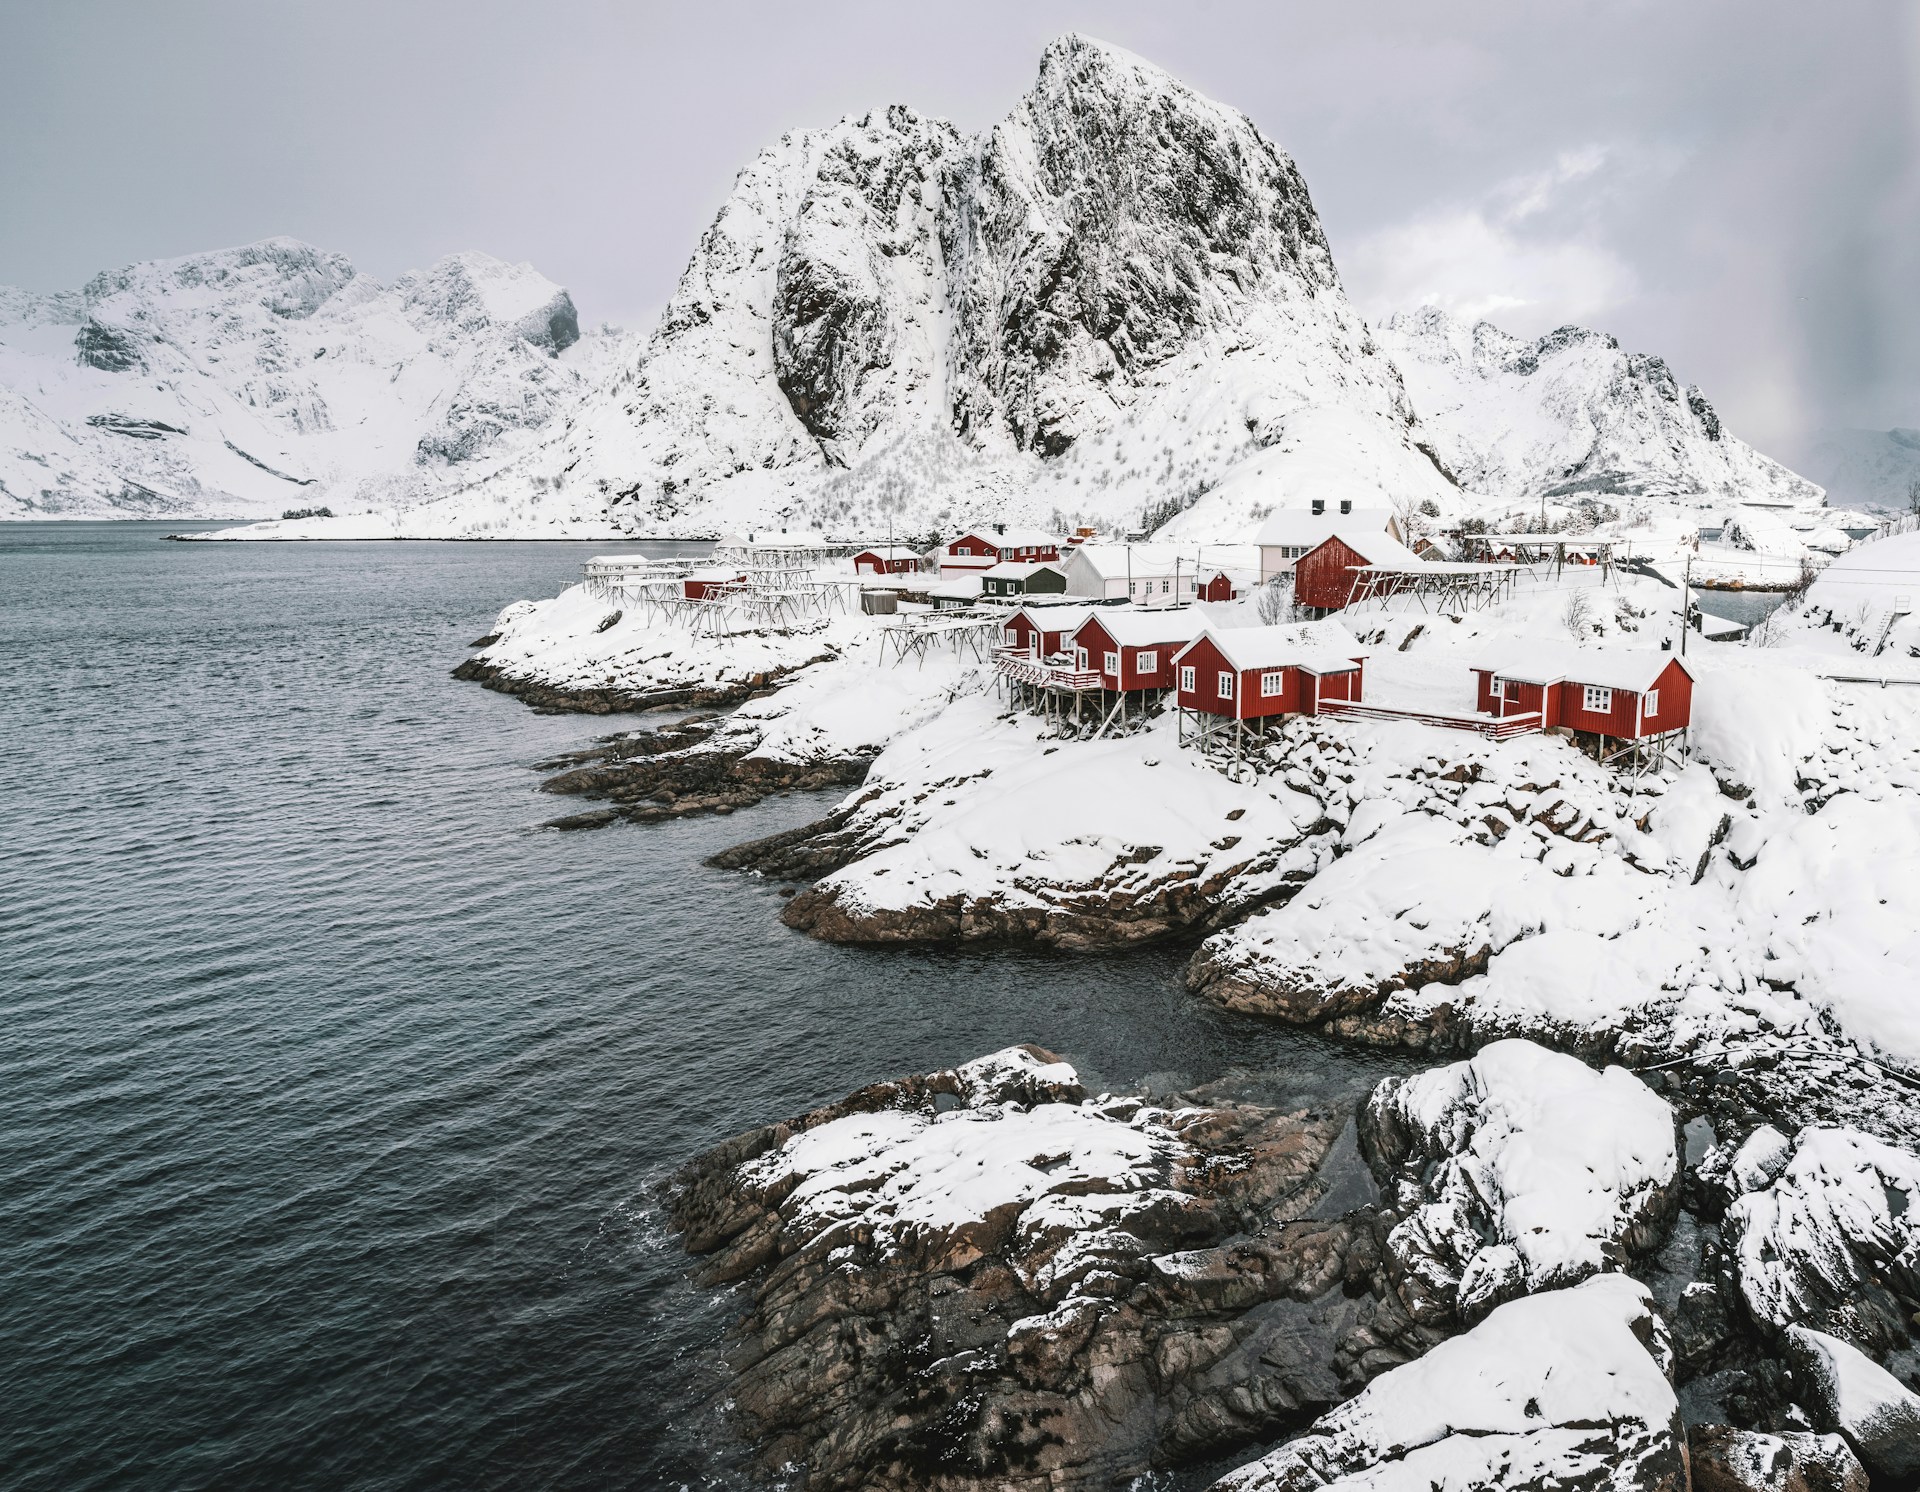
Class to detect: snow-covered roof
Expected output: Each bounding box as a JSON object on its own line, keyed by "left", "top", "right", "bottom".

{"left": 686, "top": 564, "right": 745, "bottom": 581}
{"left": 1255, "top": 507, "right": 1396, "bottom": 547}
{"left": 1321, "top": 530, "right": 1427, "bottom": 568}
{"left": 950, "top": 525, "right": 1058, "bottom": 549}
{"left": 1074, "top": 606, "right": 1209, "bottom": 648}
{"left": 1066, "top": 543, "right": 1220, "bottom": 580}
{"left": 1176, "top": 620, "right": 1364, "bottom": 674}
{"left": 1009, "top": 603, "right": 1103, "bottom": 633}
{"left": 1471, "top": 641, "right": 1693, "bottom": 692}
{"left": 925, "top": 575, "right": 984, "bottom": 599}
{"left": 1807, "top": 529, "right": 1920, "bottom": 613}
{"left": 982, "top": 560, "right": 1065, "bottom": 579}
{"left": 853, "top": 544, "right": 920, "bottom": 560}
{"left": 585, "top": 553, "right": 654, "bottom": 567}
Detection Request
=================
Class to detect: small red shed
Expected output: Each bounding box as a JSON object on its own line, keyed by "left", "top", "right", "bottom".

{"left": 1471, "top": 644, "right": 1695, "bottom": 739}
{"left": 1001, "top": 604, "right": 1103, "bottom": 658}
{"left": 683, "top": 566, "right": 746, "bottom": 600}
{"left": 1198, "top": 571, "right": 1241, "bottom": 602}
{"left": 1172, "top": 622, "right": 1367, "bottom": 721}
{"left": 1071, "top": 608, "right": 1208, "bottom": 692}
{"left": 853, "top": 546, "right": 923, "bottom": 575}
{"left": 1293, "top": 531, "right": 1428, "bottom": 614}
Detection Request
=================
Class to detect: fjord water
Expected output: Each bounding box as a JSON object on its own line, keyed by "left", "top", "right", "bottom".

{"left": 0, "top": 525, "right": 1406, "bottom": 1491}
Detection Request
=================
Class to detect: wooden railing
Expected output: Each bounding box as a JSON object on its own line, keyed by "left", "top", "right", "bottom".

{"left": 993, "top": 649, "right": 1104, "bottom": 690}
{"left": 1319, "top": 700, "right": 1544, "bottom": 738}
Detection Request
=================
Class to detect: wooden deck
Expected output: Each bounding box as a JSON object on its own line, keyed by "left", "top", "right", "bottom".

{"left": 1319, "top": 699, "right": 1544, "bottom": 739}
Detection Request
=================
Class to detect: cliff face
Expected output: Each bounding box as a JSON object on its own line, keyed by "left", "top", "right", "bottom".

{"left": 1374, "top": 306, "right": 1823, "bottom": 514}
{"left": 0, "top": 237, "right": 616, "bottom": 520}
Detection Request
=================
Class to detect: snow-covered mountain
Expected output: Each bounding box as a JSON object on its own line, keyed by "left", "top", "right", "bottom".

{"left": 1374, "top": 307, "right": 1822, "bottom": 521}
{"left": 1797, "top": 427, "right": 1920, "bottom": 513}
{"left": 0, "top": 238, "right": 627, "bottom": 521}
{"left": 242, "top": 35, "right": 1463, "bottom": 541}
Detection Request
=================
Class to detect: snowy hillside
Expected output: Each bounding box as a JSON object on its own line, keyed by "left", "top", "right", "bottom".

{"left": 0, "top": 238, "right": 627, "bottom": 522}
{"left": 220, "top": 35, "right": 1463, "bottom": 542}
{"left": 1375, "top": 307, "right": 1822, "bottom": 523}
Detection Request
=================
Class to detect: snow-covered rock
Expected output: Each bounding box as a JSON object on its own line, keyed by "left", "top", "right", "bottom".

{"left": 1688, "top": 1425, "right": 1867, "bottom": 1492}
{"left": 667, "top": 1044, "right": 1439, "bottom": 1489}
{"left": 1375, "top": 306, "right": 1820, "bottom": 519}
{"left": 1210, "top": 1274, "right": 1686, "bottom": 1492}
{"left": 0, "top": 237, "right": 625, "bottom": 523}
{"left": 1781, "top": 1325, "right": 1920, "bottom": 1480}
{"left": 1725, "top": 1125, "right": 1920, "bottom": 1352}
{"left": 1360, "top": 1040, "right": 1679, "bottom": 1323}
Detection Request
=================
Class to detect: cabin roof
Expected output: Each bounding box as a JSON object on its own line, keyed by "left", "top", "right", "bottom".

{"left": 1009, "top": 603, "right": 1104, "bottom": 632}
{"left": 1317, "top": 530, "right": 1428, "bottom": 568}
{"left": 1471, "top": 642, "right": 1694, "bottom": 692}
{"left": 1256, "top": 508, "right": 1396, "bottom": 547}
{"left": 982, "top": 560, "right": 1064, "bottom": 580}
{"left": 854, "top": 545, "right": 920, "bottom": 559}
{"left": 1076, "top": 606, "right": 1209, "bottom": 647}
{"left": 1177, "top": 620, "right": 1365, "bottom": 674}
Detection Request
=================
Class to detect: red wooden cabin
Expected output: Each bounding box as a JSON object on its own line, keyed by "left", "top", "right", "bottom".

{"left": 1198, "top": 571, "right": 1239, "bottom": 602}
{"left": 1070, "top": 608, "right": 1209, "bottom": 692}
{"left": 683, "top": 567, "right": 746, "bottom": 600}
{"left": 1471, "top": 645, "right": 1695, "bottom": 738}
{"left": 852, "top": 546, "right": 922, "bottom": 575}
{"left": 1293, "top": 532, "right": 1428, "bottom": 613}
{"left": 1001, "top": 604, "right": 1102, "bottom": 658}
{"left": 941, "top": 526, "right": 1062, "bottom": 573}
{"left": 1173, "top": 623, "right": 1367, "bottom": 720}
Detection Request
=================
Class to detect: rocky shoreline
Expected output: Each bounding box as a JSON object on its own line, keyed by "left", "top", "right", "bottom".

{"left": 665, "top": 1041, "right": 1920, "bottom": 1491}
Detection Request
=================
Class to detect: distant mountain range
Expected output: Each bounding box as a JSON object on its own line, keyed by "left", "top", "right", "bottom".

{"left": 1796, "top": 427, "right": 1920, "bottom": 513}
{"left": 0, "top": 36, "right": 1856, "bottom": 537}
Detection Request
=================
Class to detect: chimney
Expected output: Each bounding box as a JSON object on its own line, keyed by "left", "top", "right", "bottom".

{"left": 1311, "top": 499, "right": 1325, "bottom": 516}
{"left": 993, "top": 522, "right": 1005, "bottom": 534}
{"left": 1340, "top": 499, "right": 1352, "bottom": 515}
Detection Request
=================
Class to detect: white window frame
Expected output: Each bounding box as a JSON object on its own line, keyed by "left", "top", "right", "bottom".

{"left": 1583, "top": 684, "right": 1613, "bottom": 713}
{"left": 1217, "top": 671, "right": 1236, "bottom": 700}
{"left": 1260, "top": 669, "right": 1286, "bottom": 698}
{"left": 1075, "top": 646, "right": 1088, "bottom": 670}
{"left": 1104, "top": 650, "right": 1120, "bottom": 676}
{"left": 1137, "top": 650, "right": 1158, "bottom": 673}
{"left": 1645, "top": 689, "right": 1659, "bottom": 715}
{"left": 1179, "top": 665, "right": 1196, "bottom": 692}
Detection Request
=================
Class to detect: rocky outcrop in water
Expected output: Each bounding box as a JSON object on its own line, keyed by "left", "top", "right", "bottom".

{"left": 665, "top": 1045, "right": 1443, "bottom": 1491}
{"left": 528, "top": 716, "right": 870, "bottom": 828}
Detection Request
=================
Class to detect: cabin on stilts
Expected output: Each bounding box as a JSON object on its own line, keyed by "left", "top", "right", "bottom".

{"left": 1469, "top": 642, "right": 1695, "bottom": 769}
{"left": 1172, "top": 621, "right": 1368, "bottom": 774}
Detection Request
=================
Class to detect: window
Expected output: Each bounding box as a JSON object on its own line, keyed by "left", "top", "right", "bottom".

{"left": 1129, "top": 580, "right": 1138, "bottom": 596}
{"left": 1138, "top": 651, "right": 1158, "bottom": 673}
{"left": 1504, "top": 679, "right": 1521, "bottom": 701}
{"left": 1161, "top": 579, "right": 1171, "bottom": 594}
{"left": 1075, "top": 647, "right": 1088, "bottom": 670}
{"left": 1261, "top": 670, "right": 1286, "bottom": 697}
{"left": 1217, "top": 671, "right": 1236, "bottom": 699}
{"left": 1180, "top": 666, "right": 1196, "bottom": 692}
{"left": 1583, "top": 685, "right": 1613, "bottom": 713}
{"left": 1104, "top": 651, "right": 1120, "bottom": 676}
{"left": 1645, "top": 689, "right": 1659, "bottom": 715}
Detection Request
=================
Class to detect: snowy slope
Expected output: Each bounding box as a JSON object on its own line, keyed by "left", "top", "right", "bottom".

{"left": 1375, "top": 307, "right": 1822, "bottom": 521}
{"left": 235, "top": 35, "right": 1461, "bottom": 541}
{"left": 0, "top": 237, "right": 626, "bottom": 521}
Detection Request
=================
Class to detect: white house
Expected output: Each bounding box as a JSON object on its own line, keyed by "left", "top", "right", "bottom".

{"left": 1062, "top": 543, "right": 1236, "bottom": 605}
{"left": 1256, "top": 505, "right": 1402, "bottom": 582}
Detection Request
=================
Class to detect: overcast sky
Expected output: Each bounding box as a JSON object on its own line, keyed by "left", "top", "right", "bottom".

{"left": 3, "top": 1, "right": 1915, "bottom": 458}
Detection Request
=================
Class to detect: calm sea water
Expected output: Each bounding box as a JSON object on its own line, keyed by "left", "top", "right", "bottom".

{"left": 0, "top": 524, "right": 1407, "bottom": 1491}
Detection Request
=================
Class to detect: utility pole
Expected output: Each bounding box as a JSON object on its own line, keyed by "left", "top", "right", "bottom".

{"left": 1680, "top": 554, "right": 1691, "bottom": 656}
